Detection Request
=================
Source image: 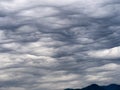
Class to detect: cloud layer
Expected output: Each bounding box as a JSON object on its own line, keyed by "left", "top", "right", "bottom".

{"left": 0, "top": 0, "right": 120, "bottom": 90}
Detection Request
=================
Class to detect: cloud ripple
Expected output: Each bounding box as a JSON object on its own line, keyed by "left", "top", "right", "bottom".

{"left": 0, "top": 0, "right": 120, "bottom": 90}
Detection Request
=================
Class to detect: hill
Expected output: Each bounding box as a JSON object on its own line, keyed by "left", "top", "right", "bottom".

{"left": 64, "top": 84, "right": 120, "bottom": 90}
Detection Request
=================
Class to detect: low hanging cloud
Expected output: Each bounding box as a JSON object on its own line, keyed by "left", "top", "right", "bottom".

{"left": 0, "top": 0, "right": 120, "bottom": 90}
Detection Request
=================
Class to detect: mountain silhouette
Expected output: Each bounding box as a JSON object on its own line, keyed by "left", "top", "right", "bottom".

{"left": 64, "top": 84, "right": 120, "bottom": 90}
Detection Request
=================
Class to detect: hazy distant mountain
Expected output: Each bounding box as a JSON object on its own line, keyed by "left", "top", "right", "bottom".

{"left": 64, "top": 84, "right": 120, "bottom": 90}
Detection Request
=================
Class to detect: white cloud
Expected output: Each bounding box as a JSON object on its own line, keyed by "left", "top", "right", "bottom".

{"left": 0, "top": 87, "right": 26, "bottom": 90}
{"left": 85, "top": 74, "right": 111, "bottom": 81}
{"left": 87, "top": 46, "right": 120, "bottom": 59}
{"left": 41, "top": 73, "right": 79, "bottom": 82}
{"left": 85, "top": 63, "right": 120, "bottom": 84}
{"left": 86, "top": 63, "right": 120, "bottom": 71}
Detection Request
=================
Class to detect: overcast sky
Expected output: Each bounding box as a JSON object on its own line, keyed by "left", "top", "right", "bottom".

{"left": 0, "top": 0, "right": 120, "bottom": 90}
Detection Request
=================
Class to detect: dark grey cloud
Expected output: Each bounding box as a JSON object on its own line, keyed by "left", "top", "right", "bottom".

{"left": 0, "top": 0, "right": 120, "bottom": 90}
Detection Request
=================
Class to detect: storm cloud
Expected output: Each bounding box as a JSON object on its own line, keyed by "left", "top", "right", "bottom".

{"left": 0, "top": 0, "right": 120, "bottom": 90}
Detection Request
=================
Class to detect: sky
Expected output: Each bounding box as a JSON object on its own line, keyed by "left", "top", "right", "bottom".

{"left": 0, "top": 0, "right": 120, "bottom": 90}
